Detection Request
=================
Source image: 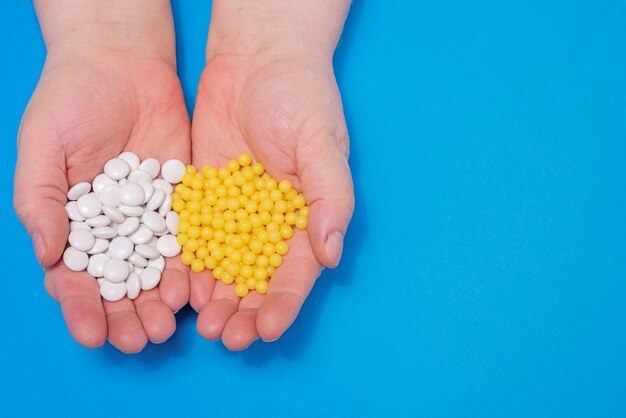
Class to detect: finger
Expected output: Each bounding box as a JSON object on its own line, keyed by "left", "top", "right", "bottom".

{"left": 196, "top": 281, "right": 239, "bottom": 341}
{"left": 256, "top": 232, "right": 322, "bottom": 342}
{"left": 222, "top": 309, "right": 259, "bottom": 351}
{"left": 104, "top": 298, "right": 148, "bottom": 354}
{"left": 189, "top": 269, "right": 216, "bottom": 313}
{"left": 45, "top": 264, "right": 107, "bottom": 348}
{"left": 158, "top": 257, "right": 190, "bottom": 313}
{"left": 133, "top": 289, "right": 176, "bottom": 344}
{"left": 14, "top": 119, "right": 68, "bottom": 267}
{"left": 297, "top": 133, "right": 354, "bottom": 268}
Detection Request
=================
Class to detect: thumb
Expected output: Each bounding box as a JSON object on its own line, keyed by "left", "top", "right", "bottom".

{"left": 297, "top": 134, "right": 355, "bottom": 268}
{"left": 14, "top": 118, "right": 69, "bottom": 268}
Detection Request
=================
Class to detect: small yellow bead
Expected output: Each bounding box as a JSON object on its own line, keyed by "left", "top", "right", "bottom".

{"left": 268, "top": 230, "right": 282, "bottom": 243}
{"left": 171, "top": 192, "right": 181, "bottom": 201}
{"left": 280, "top": 224, "right": 294, "bottom": 239}
{"left": 286, "top": 189, "right": 298, "bottom": 200}
{"left": 216, "top": 198, "right": 228, "bottom": 211}
{"left": 204, "top": 257, "right": 217, "bottom": 270}
{"left": 190, "top": 189, "right": 203, "bottom": 201}
{"left": 223, "top": 210, "right": 235, "bottom": 221}
{"left": 185, "top": 238, "right": 199, "bottom": 253}
{"left": 211, "top": 216, "right": 225, "bottom": 230}
{"left": 227, "top": 198, "right": 240, "bottom": 211}
{"left": 191, "top": 259, "right": 205, "bottom": 273}
{"left": 200, "top": 212, "right": 213, "bottom": 226}
{"left": 207, "top": 177, "right": 220, "bottom": 189}
{"left": 181, "top": 173, "right": 194, "bottom": 187}
{"left": 187, "top": 200, "right": 201, "bottom": 214}
{"left": 215, "top": 185, "right": 227, "bottom": 198}
{"left": 243, "top": 252, "right": 256, "bottom": 265}
{"left": 266, "top": 266, "right": 276, "bottom": 277}
{"left": 254, "top": 268, "right": 268, "bottom": 281}
{"left": 218, "top": 167, "right": 230, "bottom": 179}
{"left": 196, "top": 246, "right": 210, "bottom": 260}
{"left": 214, "top": 229, "right": 226, "bottom": 243}
{"left": 178, "top": 220, "right": 190, "bottom": 234}
{"left": 275, "top": 241, "right": 289, "bottom": 255}
{"left": 237, "top": 152, "right": 252, "bottom": 167}
{"left": 179, "top": 209, "right": 191, "bottom": 221}
{"left": 265, "top": 178, "right": 278, "bottom": 191}
{"left": 269, "top": 254, "right": 282, "bottom": 267}
{"left": 222, "top": 273, "right": 235, "bottom": 285}
{"left": 205, "top": 193, "right": 218, "bottom": 206}
{"left": 201, "top": 226, "right": 214, "bottom": 240}
{"left": 274, "top": 200, "right": 288, "bottom": 214}
{"left": 295, "top": 216, "right": 307, "bottom": 230}
{"left": 237, "top": 219, "right": 252, "bottom": 233}
{"left": 253, "top": 178, "right": 265, "bottom": 191}
{"left": 213, "top": 266, "right": 224, "bottom": 279}
{"left": 249, "top": 214, "right": 262, "bottom": 228}
{"left": 300, "top": 206, "right": 309, "bottom": 217}
{"left": 242, "top": 166, "right": 255, "bottom": 181}
{"left": 262, "top": 243, "right": 275, "bottom": 256}
{"left": 233, "top": 172, "right": 246, "bottom": 187}
{"left": 229, "top": 250, "right": 242, "bottom": 263}
{"left": 226, "top": 159, "right": 240, "bottom": 173}
{"left": 223, "top": 176, "right": 235, "bottom": 188}
{"left": 181, "top": 251, "right": 195, "bottom": 266}
{"left": 176, "top": 233, "right": 189, "bottom": 246}
{"left": 191, "top": 177, "right": 204, "bottom": 191}
{"left": 285, "top": 212, "right": 297, "bottom": 225}
{"left": 293, "top": 194, "right": 306, "bottom": 209}
{"left": 230, "top": 235, "right": 244, "bottom": 250}
{"left": 172, "top": 199, "right": 186, "bottom": 212}
{"left": 186, "top": 165, "right": 197, "bottom": 174}
{"left": 227, "top": 263, "right": 240, "bottom": 277}
{"left": 256, "top": 255, "right": 269, "bottom": 268}
{"left": 202, "top": 164, "right": 217, "bottom": 178}
{"left": 227, "top": 186, "right": 240, "bottom": 198}
{"left": 189, "top": 213, "right": 202, "bottom": 226}
{"left": 260, "top": 211, "right": 272, "bottom": 225}
{"left": 175, "top": 184, "right": 186, "bottom": 194}
{"left": 251, "top": 162, "right": 264, "bottom": 176}
{"left": 188, "top": 226, "right": 201, "bottom": 239}
{"left": 269, "top": 189, "right": 283, "bottom": 202}
{"left": 257, "top": 230, "right": 269, "bottom": 243}
{"left": 208, "top": 239, "right": 220, "bottom": 251}
{"left": 235, "top": 283, "right": 249, "bottom": 297}
{"left": 278, "top": 179, "right": 293, "bottom": 193}
{"left": 249, "top": 239, "right": 263, "bottom": 254}
{"left": 266, "top": 222, "right": 279, "bottom": 232}
{"left": 240, "top": 265, "right": 254, "bottom": 279}
{"left": 256, "top": 280, "right": 269, "bottom": 294}
{"left": 245, "top": 278, "right": 257, "bottom": 290}
{"left": 211, "top": 247, "right": 225, "bottom": 261}
{"left": 259, "top": 199, "right": 273, "bottom": 213}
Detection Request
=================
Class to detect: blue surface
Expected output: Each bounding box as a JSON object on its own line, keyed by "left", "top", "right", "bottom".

{"left": 1, "top": 1, "right": 626, "bottom": 416}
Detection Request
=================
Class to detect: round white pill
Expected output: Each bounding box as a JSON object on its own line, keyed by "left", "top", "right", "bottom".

{"left": 108, "top": 237, "right": 134, "bottom": 259}
{"left": 69, "top": 221, "right": 90, "bottom": 231}
{"left": 87, "top": 238, "right": 109, "bottom": 255}
{"left": 102, "top": 258, "right": 130, "bottom": 283}
{"left": 87, "top": 253, "right": 110, "bottom": 278}
{"left": 129, "top": 225, "right": 153, "bottom": 244}
{"left": 68, "top": 229, "right": 96, "bottom": 252}
{"left": 100, "top": 280, "right": 127, "bottom": 302}
{"left": 135, "top": 244, "right": 160, "bottom": 259}
{"left": 151, "top": 179, "right": 174, "bottom": 194}
{"left": 128, "top": 252, "right": 148, "bottom": 268}
{"left": 104, "top": 158, "right": 131, "bottom": 180}
{"left": 148, "top": 256, "right": 165, "bottom": 272}
{"left": 118, "top": 151, "right": 140, "bottom": 171}
{"left": 141, "top": 183, "right": 154, "bottom": 204}
{"left": 119, "top": 182, "right": 145, "bottom": 206}
{"left": 165, "top": 211, "right": 179, "bottom": 235}
{"left": 161, "top": 159, "right": 186, "bottom": 184}
{"left": 92, "top": 173, "right": 117, "bottom": 194}
{"left": 102, "top": 205, "right": 125, "bottom": 223}
{"left": 63, "top": 247, "right": 89, "bottom": 272}
{"left": 76, "top": 193, "right": 102, "bottom": 218}
{"left": 67, "top": 182, "right": 91, "bottom": 201}
{"left": 142, "top": 211, "right": 166, "bottom": 232}
{"left": 126, "top": 273, "right": 141, "bottom": 300}
{"left": 139, "top": 158, "right": 161, "bottom": 179}
{"left": 92, "top": 226, "right": 117, "bottom": 239}
{"left": 119, "top": 205, "right": 144, "bottom": 217}
{"left": 158, "top": 194, "right": 172, "bottom": 216}
{"left": 65, "top": 201, "right": 85, "bottom": 222}
{"left": 85, "top": 215, "right": 111, "bottom": 228}
{"left": 127, "top": 169, "right": 152, "bottom": 184}
{"left": 156, "top": 235, "right": 181, "bottom": 258}
{"left": 146, "top": 188, "right": 165, "bottom": 211}
{"left": 140, "top": 267, "right": 161, "bottom": 291}
{"left": 98, "top": 184, "right": 121, "bottom": 207}
{"left": 117, "top": 217, "right": 140, "bottom": 236}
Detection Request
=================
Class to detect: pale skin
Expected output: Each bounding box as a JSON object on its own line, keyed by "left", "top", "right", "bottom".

{"left": 14, "top": 0, "right": 354, "bottom": 352}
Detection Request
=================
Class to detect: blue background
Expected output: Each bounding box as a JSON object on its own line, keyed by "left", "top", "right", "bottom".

{"left": 1, "top": 1, "right": 625, "bottom": 416}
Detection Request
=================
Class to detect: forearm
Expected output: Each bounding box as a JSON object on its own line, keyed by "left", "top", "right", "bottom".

{"left": 34, "top": 0, "right": 176, "bottom": 64}
{"left": 207, "top": 0, "right": 351, "bottom": 62}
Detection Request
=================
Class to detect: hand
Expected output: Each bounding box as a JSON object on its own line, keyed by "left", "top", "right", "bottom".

{"left": 14, "top": 47, "right": 190, "bottom": 352}
{"left": 190, "top": 49, "right": 354, "bottom": 349}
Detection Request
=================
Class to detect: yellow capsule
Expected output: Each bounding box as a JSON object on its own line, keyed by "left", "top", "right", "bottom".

{"left": 268, "top": 230, "right": 282, "bottom": 243}
{"left": 285, "top": 212, "right": 297, "bottom": 225}
{"left": 280, "top": 224, "right": 294, "bottom": 239}
{"left": 227, "top": 198, "right": 240, "bottom": 211}
{"left": 235, "top": 283, "right": 249, "bottom": 297}
{"left": 215, "top": 185, "right": 227, "bottom": 198}
{"left": 293, "top": 194, "right": 306, "bottom": 209}
{"left": 254, "top": 268, "right": 268, "bottom": 281}
{"left": 240, "top": 265, "right": 254, "bottom": 279}
{"left": 257, "top": 231, "right": 269, "bottom": 243}
{"left": 188, "top": 226, "right": 201, "bottom": 239}
{"left": 216, "top": 198, "right": 228, "bottom": 211}
{"left": 226, "top": 160, "right": 240, "bottom": 173}
{"left": 190, "top": 189, "right": 203, "bottom": 201}
{"left": 172, "top": 199, "right": 186, "bottom": 212}
{"left": 189, "top": 213, "right": 202, "bottom": 226}
{"left": 200, "top": 212, "right": 213, "bottom": 226}
{"left": 207, "top": 177, "right": 220, "bottom": 189}
{"left": 234, "top": 209, "right": 248, "bottom": 221}
{"left": 207, "top": 240, "right": 220, "bottom": 251}
{"left": 178, "top": 220, "right": 190, "bottom": 234}
{"left": 262, "top": 243, "right": 275, "bottom": 256}
{"left": 186, "top": 165, "right": 197, "bottom": 174}
{"left": 229, "top": 250, "right": 242, "bottom": 263}
{"left": 253, "top": 177, "right": 265, "bottom": 191}
{"left": 251, "top": 162, "right": 264, "bottom": 176}
{"left": 191, "top": 177, "right": 204, "bottom": 191}
{"left": 256, "top": 280, "right": 269, "bottom": 294}
{"left": 249, "top": 239, "right": 263, "bottom": 254}
{"left": 260, "top": 211, "right": 272, "bottom": 225}
{"left": 224, "top": 220, "right": 237, "bottom": 234}
{"left": 230, "top": 235, "right": 244, "bottom": 250}
{"left": 181, "top": 251, "right": 195, "bottom": 266}
{"left": 266, "top": 222, "right": 279, "bottom": 232}
{"left": 181, "top": 172, "right": 194, "bottom": 186}
{"left": 191, "top": 259, "right": 205, "bottom": 273}
{"left": 278, "top": 180, "right": 293, "bottom": 194}
{"left": 175, "top": 184, "right": 186, "bottom": 194}
{"left": 201, "top": 226, "right": 214, "bottom": 240}
{"left": 202, "top": 164, "right": 217, "bottom": 178}
{"left": 242, "top": 183, "right": 255, "bottom": 197}
{"left": 223, "top": 210, "right": 235, "bottom": 221}
{"left": 245, "top": 278, "right": 257, "bottom": 290}
{"left": 295, "top": 216, "right": 307, "bottom": 230}
{"left": 196, "top": 246, "right": 210, "bottom": 260}
{"left": 213, "top": 266, "right": 224, "bottom": 279}
{"left": 211, "top": 247, "right": 225, "bottom": 261}
{"left": 265, "top": 178, "right": 278, "bottom": 191}
{"left": 256, "top": 255, "right": 269, "bottom": 268}
{"left": 211, "top": 216, "right": 225, "bottom": 230}
{"left": 222, "top": 273, "right": 235, "bottom": 285}
{"left": 242, "top": 166, "right": 255, "bottom": 181}
{"left": 249, "top": 214, "right": 262, "bottom": 228}
{"left": 187, "top": 200, "right": 201, "bottom": 214}
{"left": 228, "top": 186, "right": 241, "bottom": 198}
{"left": 223, "top": 176, "right": 235, "bottom": 188}
{"left": 185, "top": 238, "right": 199, "bottom": 253}
{"left": 204, "top": 256, "right": 217, "bottom": 270}
{"left": 275, "top": 241, "right": 289, "bottom": 255}
{"left": 238, "top": 219, "right": 252, "bottom": 233}
{"left": 217, "top": 167, "right": 230, "bottom": 179}
{"left": 269, "top": 189, "right": 283, "bottom": 202}
{"left": 214, "top": 229, "right": 226, "bottom": 243}
{"left": 205, "top": 193, "right": 218, "bottom": 206}
{"left": 233, "top": 172, "right": 247, "bottom": 187}
{"left": 179, "top": 209, "right": 191, "bottom": 221}
{"left": 269, "top": 254, "right": 282, "bottom": 267}
{"left": 176, "top": 233, "right": 189, "bottom": 246}
{"left": 243, "top": 252, "right": 256, "bottom": 265}
{"left": 237, "top": 152, "right": 252, "bottom": 167}
{"left": 227, "top": 263, "right": 240, "bottom": 277}
{"left": 274, "top": 200, "right": 288, "bottom": 214}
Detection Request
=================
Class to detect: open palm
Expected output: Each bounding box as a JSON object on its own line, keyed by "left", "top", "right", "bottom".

{"left": 14, "top": 54, "right": 191, "bottom": 353}
{"left": 190, "top": 54, "right": 354, "bottom": 350}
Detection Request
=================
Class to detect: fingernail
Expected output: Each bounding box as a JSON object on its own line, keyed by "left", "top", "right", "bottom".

{"left": 32, "top": 231, "right": 47, "bottom": 264}
{"left": 324, "top": 231, "right": 344, "bottom": 268}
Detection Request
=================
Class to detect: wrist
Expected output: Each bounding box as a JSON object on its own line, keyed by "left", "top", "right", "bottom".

{"left": 206, "top": 0, "right": 350, "bottom": 64}
{"left": 35, "top": 0, "right": 176, "bottom": 66}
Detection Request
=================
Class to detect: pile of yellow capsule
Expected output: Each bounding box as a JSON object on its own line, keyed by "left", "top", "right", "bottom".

{"left": 172, "top": 153, "right": 308, "bottom": 297}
